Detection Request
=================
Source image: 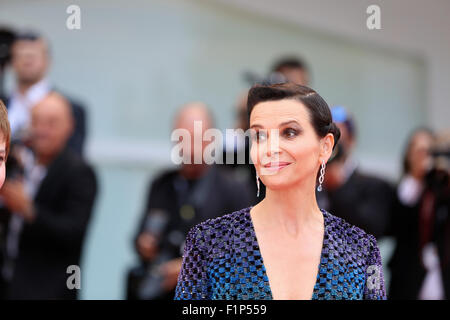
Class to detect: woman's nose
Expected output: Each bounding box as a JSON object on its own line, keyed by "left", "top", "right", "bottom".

{"left": 266, "top": 134, "right": 281, "bottom": 157}
{"left": 266, "top": 149, "right": 280, "bottom": 158}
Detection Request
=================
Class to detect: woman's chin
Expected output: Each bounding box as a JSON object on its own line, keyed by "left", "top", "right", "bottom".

{"left": 261, "top": 176, "right": 296, "bottom": 191}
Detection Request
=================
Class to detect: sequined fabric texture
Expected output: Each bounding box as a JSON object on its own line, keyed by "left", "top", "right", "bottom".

{"left": 174, "top": 206, "right": 386, "bottom": 300}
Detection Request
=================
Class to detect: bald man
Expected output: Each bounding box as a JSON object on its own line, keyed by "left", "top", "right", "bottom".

{"left": 0, "top": 92, "right": 97, "bottom": 299}
{"left": 173, "top": 102, "right": 215, "bottom": 179}
{"left": 127, "top": 103, "right": 252, "bottom": 300}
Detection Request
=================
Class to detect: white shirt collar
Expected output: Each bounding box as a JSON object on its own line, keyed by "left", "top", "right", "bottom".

{"left": 9, "top": 78, "right": 51, "bottom": 138}
{"left": 11, "top": 78, "right": 51, "bottom": 107}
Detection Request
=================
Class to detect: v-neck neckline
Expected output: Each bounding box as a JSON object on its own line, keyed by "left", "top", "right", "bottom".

{"left": 244, "top": 205, "right": 328, "bottom": 300}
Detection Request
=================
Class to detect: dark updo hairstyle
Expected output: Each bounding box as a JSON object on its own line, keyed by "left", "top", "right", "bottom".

{"left": 247, "top": 82, "right": 341, "bottom": 149}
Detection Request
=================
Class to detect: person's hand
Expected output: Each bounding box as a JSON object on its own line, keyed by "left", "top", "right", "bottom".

{"left": 159, "top": 257, "right": 183, "bottom": 291}
{"left": 0, "top": 180, "right": 35, "bottom": 222}
{"left": 324, "top": 160, "right": 346, "bottom": 191}
{"left": 137, "top": 232, "right": 158, "bottom": 261}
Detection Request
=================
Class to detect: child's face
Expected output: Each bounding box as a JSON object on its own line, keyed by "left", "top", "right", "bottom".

{"left": 0, "top": 138, "right": 6, "bottom": 189}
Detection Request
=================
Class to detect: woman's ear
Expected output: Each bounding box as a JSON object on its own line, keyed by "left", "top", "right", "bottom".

{"left": 320, "top": 133, "right": 334, "bottom": 163}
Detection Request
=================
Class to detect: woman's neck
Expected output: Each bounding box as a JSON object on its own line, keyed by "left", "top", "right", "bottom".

{"left": 254, "top": 177, "right": 323, "bottom": 238}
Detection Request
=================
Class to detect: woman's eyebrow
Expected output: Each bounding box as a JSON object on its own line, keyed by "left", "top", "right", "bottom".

{"left": 250, "top": 124, "right": 264, "bottom": 129}
{"left": 279, "top": 120, "right": 300, "bottom": 127}
{"left": 250, "top": 120, "right": 301, "bottom": 129}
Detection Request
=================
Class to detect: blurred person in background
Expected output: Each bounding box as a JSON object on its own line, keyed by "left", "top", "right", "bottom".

{"left": 271, "top": 56, "right": 310, "bottom": 86}
{"left": 127, "top": 102, "right": 252, "bottom": 300}
{"left": 0, "top": 31, "right": 89, "bottom": 298}
{"left": 0, "top": 92, "right": 97, "bottom": 299}
{"left": 4, "top": 31, "right": 86, "bottom": 155}
{"left": 388, "top": 128, "right": 450, "bottom": 299}
{"left": 0, "top": 28, "right": 15, "bottom": 101}
{"left": 317, "top": 106, "right": 394, "bottom": 239}
{"left": 223, "top": 56, "right": 311, "bottom": 205}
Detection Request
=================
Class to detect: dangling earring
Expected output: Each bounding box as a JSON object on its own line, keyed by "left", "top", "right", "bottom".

{"left": 317, "top": 160, "right": 326, "bottom": 192}
{"left": 256, "top": 172, "right": 260, "bottom": 197}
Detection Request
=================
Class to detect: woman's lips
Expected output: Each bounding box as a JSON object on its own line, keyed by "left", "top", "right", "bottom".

{"left": 262, "top": 162, "right": 292, "bottom": 171}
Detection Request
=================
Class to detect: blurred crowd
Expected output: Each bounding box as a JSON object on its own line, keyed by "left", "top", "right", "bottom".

{"left": 0, "top": 30, "right": 95, "bottom": 299}
{"left": 0, "top": 28, "right": 449, "bottom": 300}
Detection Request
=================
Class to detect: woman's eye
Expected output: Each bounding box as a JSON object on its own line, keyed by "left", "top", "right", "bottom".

{"left": 253, "top": 131, "right": 267, "bottom": 142}
{"left": 283, "top": 128, "right": 298, "bottom": 138}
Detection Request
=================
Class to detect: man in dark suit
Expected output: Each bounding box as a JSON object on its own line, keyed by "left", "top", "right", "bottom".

{"left": 0, "top": 32, "right": 87, "bottom": 293}
{"left": 127, "top": 103, "right": 252, "bottom": 300}
{"left": 317, "top": 106, "right": 394, "bottom": 239}
{"left": 388, "top": 130, "right": 450, "bottom": 299}
{"left": 5, "top": 31, "right": 86, "bottom": 155}
{"left": 0, "top": 91, "right": 97, "bottom": 299}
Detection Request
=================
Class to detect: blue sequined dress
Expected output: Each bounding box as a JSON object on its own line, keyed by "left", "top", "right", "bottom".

{"left": 174, "top": 206, "right": 386, "bottom": 300}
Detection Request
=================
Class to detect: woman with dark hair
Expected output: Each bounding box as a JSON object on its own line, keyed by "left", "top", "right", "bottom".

{"left": 175, "top": 83, "right": 386, "bottom": 300}
{"left": 388, "top": 128, "right": 447, "bottom": 299}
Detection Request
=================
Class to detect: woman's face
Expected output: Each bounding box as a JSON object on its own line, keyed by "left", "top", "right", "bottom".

{"left": 407, "top": 131, "right": 434, "bottom": 180}
{"left": 249, "top": 99, "right": 332, "bottom": 191}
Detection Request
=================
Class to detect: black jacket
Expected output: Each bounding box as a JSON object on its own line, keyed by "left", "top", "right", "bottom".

{"left": 128, "top": 165, "right": 252, "bottom": 300}
{"left": 135, "top": 165, "right": 253, "bottom": 259}
{"left": 388, "top": 177, "right": 450, "bottom": 300}
{"left": 387, "top": 196, "right": 426, "bottom": 299}
{"left": 5, "top": 147, "right": 97, "bottom": 299}
{"left": 317, "top": 169, "right": 395, "bottom": 239}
